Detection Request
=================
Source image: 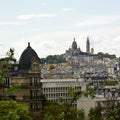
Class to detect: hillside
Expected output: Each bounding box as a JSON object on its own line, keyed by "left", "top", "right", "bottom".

{"left": 40, "top": 54, "right": 66, "bottom": 64}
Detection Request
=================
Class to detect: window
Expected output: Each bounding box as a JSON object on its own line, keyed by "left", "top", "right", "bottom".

{"left": 34, "top": 90, "right": 38, "bottom": 99}
{"left": 30, "top": 90, "right": 39, "bottom": 99}
{"left": 30, "top": 90, "right": 33, "bottom": 99}
{"left": 33, "top": 63, "right": 39, "bottom": 71}
{"left": 34, "top": 77, "right": 38, "bottom": 86}
{"left": 30, "top": 77, "right": 32, "bottom": 86}
{"left": 34, "top": 103, "right": 38, "bottom": 111}
{"left": 30, "top": 102, "right": 40, "bottom": 111}
{"left": 30, "top": 103, "right": 33, "bottom": 110}
{"left": 5, "top": 77, "right": 10, "bottom": 87}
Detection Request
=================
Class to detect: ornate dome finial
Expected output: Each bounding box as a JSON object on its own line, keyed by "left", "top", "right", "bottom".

{"left": 28, "top": 42, "right": 30, "bottom": 47}
{"left": 27, "top": 42, "right": 31, "bottom": 48}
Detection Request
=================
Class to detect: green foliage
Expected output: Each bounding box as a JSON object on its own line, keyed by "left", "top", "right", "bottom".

{"left": 57, "top": 87, "right": 82, "bottom": 107}
{"left": 83, "top": 86, "right": 96, "bottom": 99}
{"left": 30, "top": 111, "right": 43, "bottom": 120}
{"left": 97, "top": 52, "right": 116, "bottom": 59}
{"left": 64, "top": 106, "right": 77, "bottom": 120}
{"left": 0, "top": 48, "right": 21, "bottom": 99}
{"left": 42, "top": 102, "right": 63, "bottom": 120}
{"left": 0, "top": 48, "right": 14, "bottom": 85}
{"left": 0, "top": 100, "right": 32, "bottom": 120}
{"left": 0, "top": 60, "right": 9, "bottom": 85}
{"left": 88, "top": 101, "right": 120, "bottom": 120}
{"left": 40, "top": 55, "right": 66, "bottom": 64}
{"left": 42, "top": 102, "right": 78, "bottom": 120}
{"left": 6, "top": 48, "right": 14, "bottom": 60}
{"left": 88, "top": 103, "right": 103, "bottom": 120}
{"left": 100, "top": 81, "right": 118, "bottom": 86}
{"left": 43, "top": 112, "right": 54, "bottom": 120}
{"left": 3, "top": 84, "right": 21, "bottom": 97}
{"left": 67, "top": 87, "right": 82, "bottom": 106}
{"left": 107, "top": 103, "right": 120, "bottom": 120}
{"left": 77, "top": 109, "right": 85, "bottom": 120}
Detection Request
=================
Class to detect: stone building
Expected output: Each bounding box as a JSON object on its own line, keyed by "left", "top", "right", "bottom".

{"left": 0, "top": 43, "right": 42, "bottom": 111}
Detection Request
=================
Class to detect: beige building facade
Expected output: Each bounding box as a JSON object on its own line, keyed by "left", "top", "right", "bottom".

{"left": 0, "top": 43, "right": 43, "bottom": 111}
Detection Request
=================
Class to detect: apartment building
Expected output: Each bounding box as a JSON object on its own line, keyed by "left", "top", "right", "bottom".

{"left": 0, "top": 43, "right": 42, "bottom": 111}
{"left": 41, "top": 78, "right": 86, "bottom": 108}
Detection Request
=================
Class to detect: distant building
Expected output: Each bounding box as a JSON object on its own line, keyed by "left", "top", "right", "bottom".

{"left": 84, "top": 71, "right": 108, "bottom": 85}
{"left": 64, "top": 37, "right": 97, "bottom": 66}
{"left": 78, "top": 85, "right": 120, "bottom": 118}
{"left": 91, "top": 48, "right": 94, "bottom": 54}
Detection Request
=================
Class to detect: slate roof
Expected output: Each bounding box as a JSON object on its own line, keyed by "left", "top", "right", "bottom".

{"left": 19, "top": 42, "right": 40, "bottom": 70}
{"left": 73, "top": 51, "right": 97, "bottom": 56}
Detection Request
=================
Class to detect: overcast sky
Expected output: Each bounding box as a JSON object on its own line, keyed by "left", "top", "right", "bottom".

{"left": 0, "top": 0, "right": 120, "bottom": 59}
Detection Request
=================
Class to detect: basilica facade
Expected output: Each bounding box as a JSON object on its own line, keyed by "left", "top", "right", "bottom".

{"left": 64, "top": 37, "right": 97, "bottom": 66}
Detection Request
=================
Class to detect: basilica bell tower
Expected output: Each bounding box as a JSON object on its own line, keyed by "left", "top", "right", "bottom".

{"left": 86, "top": 37, "right": 90, "bottom": 53}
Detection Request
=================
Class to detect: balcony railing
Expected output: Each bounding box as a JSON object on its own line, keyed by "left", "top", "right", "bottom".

{"left": 23, "top": 95, "right": 43, "bottom": 101}
{"left": 21, "top": 82, "right": 42, "bottom": 88}
{"left": 0, "top": 95, "right": 16, "bottom": 100}
{"left": 0, "top": 84, "right": 9, "bottom": 88}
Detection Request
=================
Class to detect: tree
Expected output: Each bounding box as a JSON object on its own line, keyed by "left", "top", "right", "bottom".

{"left": 0, "top": 48, "right": 20, "bottom": 99}
{"left": 67, "top": 87, "right": 82, "bottom": 106}
{"left": 77, "top": 109, "right": 85, "bottom": 120}
{"left": 3, "top": 84, "right": 20, "bottom": 98}
{"left": 43, "top": 112, "right": 54, "bottom": 120}
{"left": 0, "top": 48, "right": 14, "bottom": 85}
{"left": 0, "top": 100, "right": 32, "bottom": 120}
{"left": 42, "top": 100, "right": 78, "bottom": 120}
{"left": 83, "top": 86, "right": 96, "bottom": 99}
{"left": 107, "top": 102, "right": 120, "bottom": 120}
{"left": 88, "top": 103, "right": 103, "bottom": 120}
{"left": 40, "top": 55, "right": 66, "bottom": 64}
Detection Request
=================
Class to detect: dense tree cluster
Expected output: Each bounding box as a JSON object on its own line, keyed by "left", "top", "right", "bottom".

{"left": 0, "top": 100, "right": 32, "bottom": 120}
{"left": 88, "top": 103, "right": 103, "bottom": 120}
{"left": 40, "top": 54, "right": 66, "bottom": 64}
{"left": 42, "top": 102, "right": 78, "bottom": 120}
{"left": 100, "top": 80, "right": 119, "bottom": 86}
{"left": 88, "top": 102, "right": 120, "bottom": 120}
{"left": 97, "top": 52, "right": 116, "bottom": 59}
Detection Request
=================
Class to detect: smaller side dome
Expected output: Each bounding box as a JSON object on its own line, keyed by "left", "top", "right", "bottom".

{"left": 72, "top": 37, "right": 77, "bottom": 49}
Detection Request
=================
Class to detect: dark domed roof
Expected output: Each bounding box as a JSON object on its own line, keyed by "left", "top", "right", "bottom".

{"left": 19, "top": 42, "right": 40, "bottom": 70}
{"left": 72, "top": 38, "right": 77, "bottom": 49}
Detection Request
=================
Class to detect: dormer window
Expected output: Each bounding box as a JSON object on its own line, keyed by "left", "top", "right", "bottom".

{"left": 33, "top": 63, "right": 39, "bottom": 71}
